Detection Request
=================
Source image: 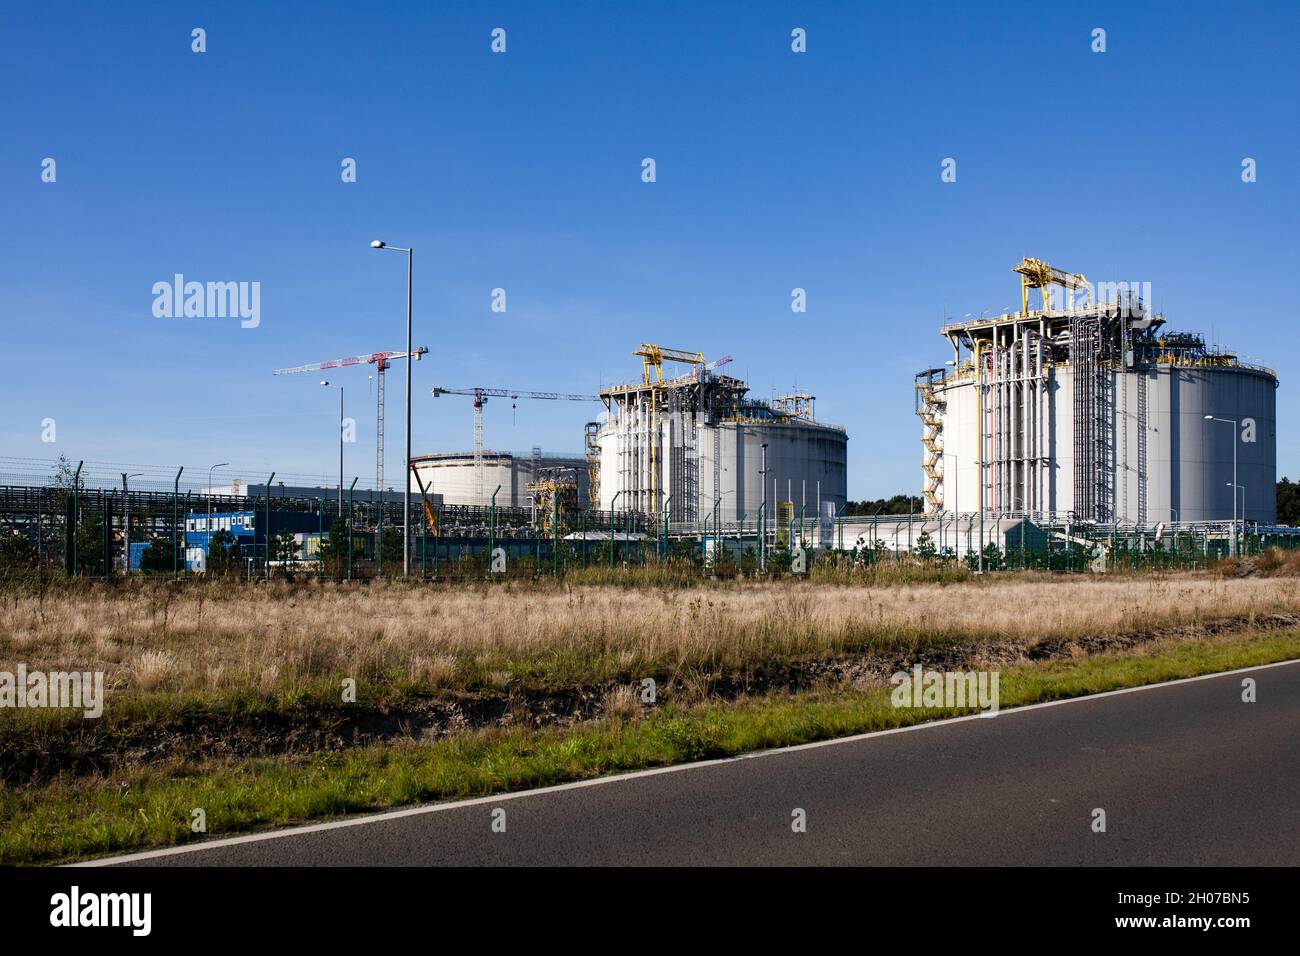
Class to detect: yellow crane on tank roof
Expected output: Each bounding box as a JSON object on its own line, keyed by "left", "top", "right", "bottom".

{"left": 1013, "top": 257, "right": 1092, "bottom": 315}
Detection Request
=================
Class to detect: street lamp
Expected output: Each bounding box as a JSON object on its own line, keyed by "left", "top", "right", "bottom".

{"left": 1228, "top": 481, "right": 1247, "bottom": 533}
{"left": 370, "top": 239, "right": 414, "bottom": 576}
{"left": 322, "top": 381, "right": 344, "bottom": 519}
{"left": 1204, "top": 415, "right": 1239, "bottom": 555}
{"left": 759, "top": 443, "right": 768, "bottom": 571}
{"left": 207, "top": 462, "right": 229, "bottom": 565}
{"left": 121, "top": 472, "right": 143, "bottom": 573}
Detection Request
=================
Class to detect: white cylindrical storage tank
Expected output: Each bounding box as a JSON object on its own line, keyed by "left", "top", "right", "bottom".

{"left": 709, "top": 421, "right": 847, "bottom": 526}
{"left": 935, "top": 359, "right": 1277, "bottom": 524}
{"left": 411, "top": 452, "right": 590, "bottom": 508}
{"left": 598, "top": 418, "right": 847, "bottom": 525}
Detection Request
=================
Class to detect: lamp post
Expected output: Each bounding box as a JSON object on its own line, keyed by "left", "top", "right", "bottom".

{"left": 370, "top": 239, "right": 414, "bottom": 576}
{"left": 207, "top": 462, "right": 229, "bottom": 570}
{"left": 1204, "top": 415, "right": 1238, "bottom": 555}
{"left": 1229, "top": 482, "right": 1247, "bottom": 552}
{"left": 322, "top": 381, "right": 344, "bottom": 520}
{"left": 759, "top": 442, "right": 768, "bottom": 571}
{"left": 706, "top": 491, "right": 735, "bottom": 570}
{"left": 121, "top": 472, "right": 142, "bottom": 573}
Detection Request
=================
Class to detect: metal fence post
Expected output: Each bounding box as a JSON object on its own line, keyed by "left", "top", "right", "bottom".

{"left": 173, "top": 467, "right": 183, "bottom": 578}
{"left": 610, "top": 492, "right": 622, "bottom": 569}
{"left": 70, "top": 461, "right": 83, "bottom": 576}
{"left": 489, "top": 485, "right": 501, "bottom": 578}
{"left": 264, "top": 472, "right": 274, "bottom": 581}
{"left": 348, "top": 477, "right": 359, "bottom": 579}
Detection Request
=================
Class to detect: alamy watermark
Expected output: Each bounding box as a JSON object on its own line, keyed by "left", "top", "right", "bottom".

{"left": 152, "top": 274, "right": 260, "bottom": 328}
{"left": 0, "top": 664, "right": 104, "bottom": 718}
{"left": 1053, "top": 279, "right": 1153, "bottom": 317}
{"left": 50, "top": 886, "right": 150, "bottom": 936}
{"left": 891, "top": 665, "right": 999, "bottom": 716}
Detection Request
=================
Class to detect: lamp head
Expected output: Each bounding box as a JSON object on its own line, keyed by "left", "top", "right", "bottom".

{"left": 370, "top": 240, "right": 385, "bottom": 249}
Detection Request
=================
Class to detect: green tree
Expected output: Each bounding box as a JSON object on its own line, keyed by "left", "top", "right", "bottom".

{"left": 315, "top": 519, "right": 350, "bottom": 579}
{"left": 74, "top": 508, "right": 109, "bottom": 576}
{"left": 206, "top": 529, "right": 238, "bottom": 575}
{"left": 668, "top": 538, "right": 700, "bottom": 566}
{"left": 769, "top": 542, "right": 792, "bottom": 573}
{"left": 915, "top": 530, "right": 936, "bottom": 561}
{"left": 139, "top": 535, "right": 182, "bottom": 572}
{"left": 380, "top": 526, "right": 404, "bottom": 569}
{"left": 273, "top": 529, "right": 300, "bottom": 577}
{"left": 1277, "top": 477, "right": 1300, "bottom": 526}
{"left": 981, "top": 541, "right": 1002, "bottom": 571}
{"left": 0, "top": 526, "right": 37, "bottom": 569}
{"left": 842, "top": 495, "right": 924, "bottom": 517}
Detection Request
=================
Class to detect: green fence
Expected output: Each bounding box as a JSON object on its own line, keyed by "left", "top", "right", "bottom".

{"left": 2, "top": 472, "right": 1297, "bottom": 582}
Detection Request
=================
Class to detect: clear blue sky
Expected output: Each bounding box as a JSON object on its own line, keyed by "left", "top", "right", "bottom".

{"left": 2, "top": 0, "right": 1297, "bottom": 495}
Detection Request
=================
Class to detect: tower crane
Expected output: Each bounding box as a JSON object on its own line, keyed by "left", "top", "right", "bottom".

{"left": 431, "top": 387, "right": 601, "bottom": 502}
{"left": 274, "top": 347, "right": 428, "bottom": 534}
{"left": 1013, "top": 258, "right": 1092, "bottom": 315}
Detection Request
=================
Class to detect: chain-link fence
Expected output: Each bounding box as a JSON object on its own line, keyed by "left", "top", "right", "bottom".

{"left": 2, "top": 457, "right": 1296, "bottom": 582}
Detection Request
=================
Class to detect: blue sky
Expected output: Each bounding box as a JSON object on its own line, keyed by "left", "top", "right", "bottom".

{"left": 3, "top": 0, "right": 1297, "bottom": 495}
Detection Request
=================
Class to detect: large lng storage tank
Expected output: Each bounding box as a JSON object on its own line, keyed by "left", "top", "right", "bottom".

{"left": 596, "top": 345, "right": 847, "bottom": 524}
{"left": 410, "top": 451, "right": 589, "bottom": 508}
{"left": 915, "top": 259, "right": 1278, "bottom": 526}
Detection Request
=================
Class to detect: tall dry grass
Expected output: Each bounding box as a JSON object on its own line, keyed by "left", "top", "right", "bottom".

{"left": 1, "top": 574, "right": 1297, "bottom": 702}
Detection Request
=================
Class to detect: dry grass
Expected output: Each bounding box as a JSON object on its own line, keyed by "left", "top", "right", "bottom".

{"left": 1216, "top": 547, "right": 1300, "bottom": 578}
{"left": 2, "top": 573, "right": 1298, "bottom": 705}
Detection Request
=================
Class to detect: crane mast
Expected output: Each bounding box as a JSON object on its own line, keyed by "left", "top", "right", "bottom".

{"left": 431, "top": 386, "right": 600, "bottom": 503}
{"left": 273, "top": 347, "right": 427, "bottom": 552}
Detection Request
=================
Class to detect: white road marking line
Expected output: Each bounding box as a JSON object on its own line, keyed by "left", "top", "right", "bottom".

{"left": 74, "top": 657, "right": 1299, "bottom": 866}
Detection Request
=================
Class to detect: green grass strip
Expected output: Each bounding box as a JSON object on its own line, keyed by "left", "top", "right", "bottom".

{"left": 2, "top": 630, "right": 1296, "bottom": 865}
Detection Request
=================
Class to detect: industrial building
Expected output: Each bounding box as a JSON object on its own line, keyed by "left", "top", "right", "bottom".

{"left": 596, "top": 345, "right": 847, "bottom": 525}
{"left": 916, "top": 259, "right": 1278, "bottom": 526}
{"left": 410, "top": 450, "right": 590, "bottom": 509}
{"left": 183, "top": 509, "right": 324, "bottom": 572}
{"left": 209, "top": 481, "right": 413, "bottom": 506}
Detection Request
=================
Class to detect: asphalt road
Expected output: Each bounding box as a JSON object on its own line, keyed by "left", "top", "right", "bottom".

{"left": 99, "top": 661, "right": 1299, "bottom": 866}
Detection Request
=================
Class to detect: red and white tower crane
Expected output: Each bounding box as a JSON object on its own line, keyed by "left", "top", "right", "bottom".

{"left": 274, "top": 347, "right": 428, "bottom": 508}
